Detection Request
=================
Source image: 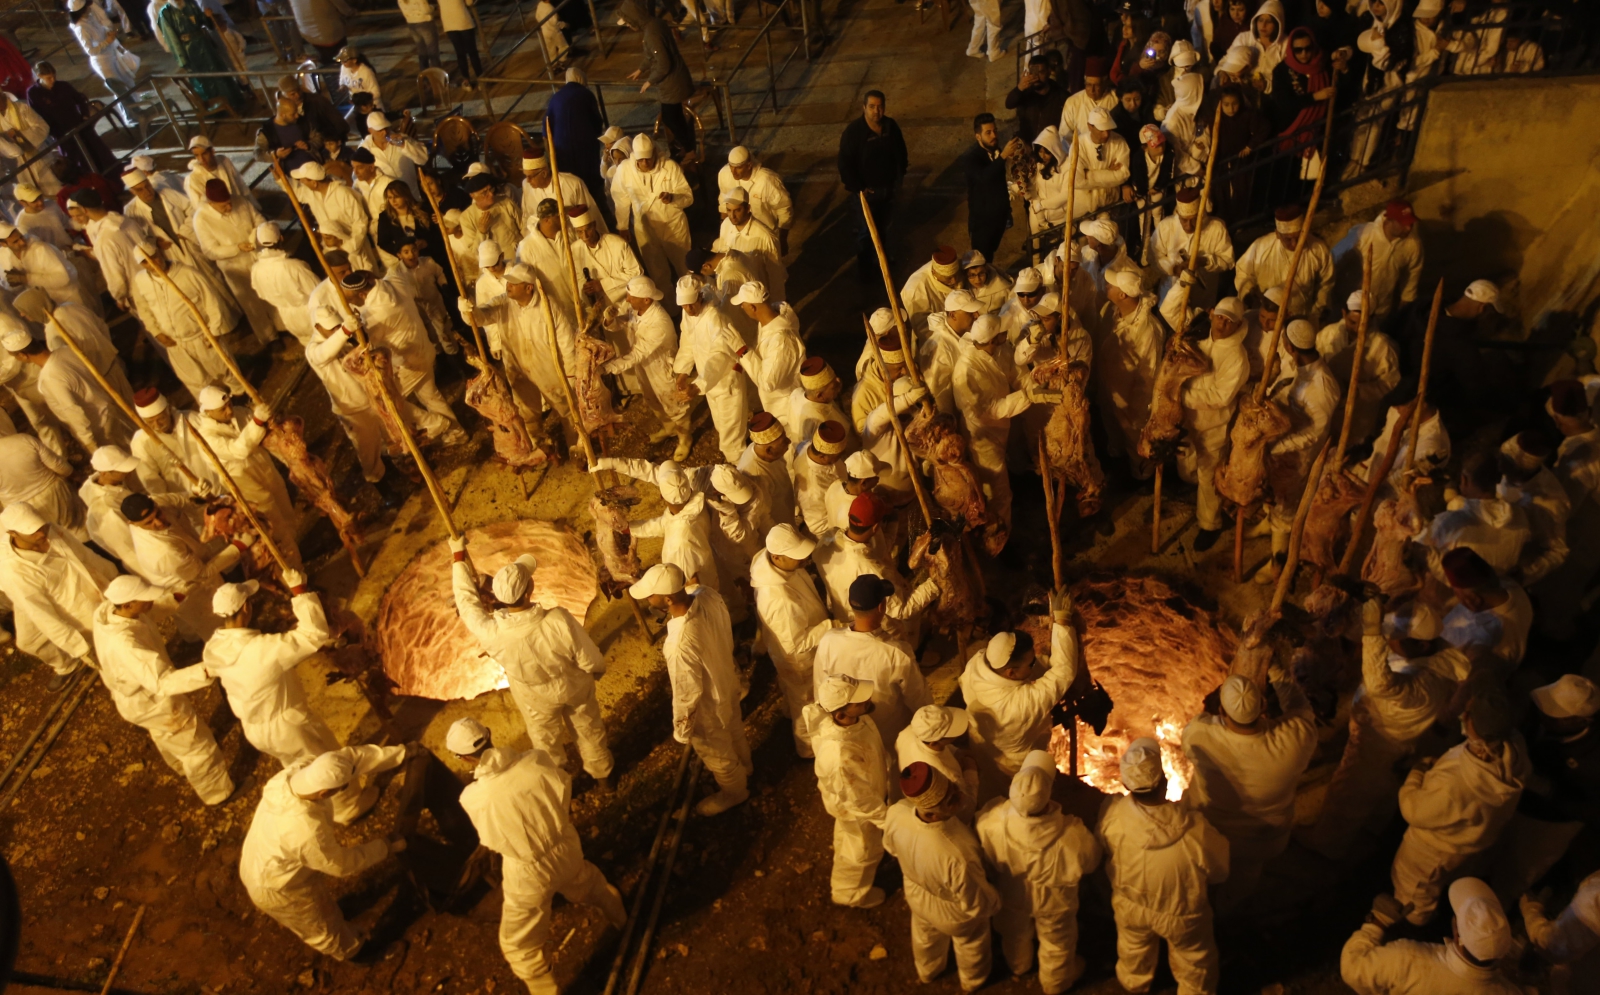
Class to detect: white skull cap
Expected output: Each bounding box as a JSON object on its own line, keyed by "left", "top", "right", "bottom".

{"left": 197, "top": 385, "right": 230, "bottom": 411}
{"left": 1079, "top": 218, "right": 1117, "bottom": 243}
{"left": 869, "top": 307, "right": 896, "bottom": 334}
{"left": 631, "top": 133, "right": 655, "bottom": 159}
{"left": 984, "top": 631, "right": 1018, "bottom": 667}
{"left": 131, "top": 154, "right": 155, "bottom": 171}
{"left": 445, "top": 716, "right": 492, "bottom": 755}
{"left": 655, "top": 460, "right": 692, "bottom": 504}
{"left": 718, "top": 186, "right": 748, "bottom": 204}
{"left": 1010, "top": 749, "right": 1057, "bottom": 815}
{"left": 1120, "top": 737, "right": 1164, "bottom": 792}
{"left": 255, "top": 222, "right": 282, "bottom": 245}
{"left": 1346, "top": 290, "right": 1365, "bottom": 312}
{"left": 503, "top": 263, "right": 536, "bottom": 285}
{"left": 1213, "top": 297, "right": 1245, "bottom": 322}
{"left": 491, "top": 554, "right": 539, "bottom": 604}
{"left": 727, "top": 145, "right": 750, "bottom": 164}
{"left": 0, "top": 328, "right": 32, "bottom": 352}
{"left": 764, "top": 523, "right": 816, "bottom": 559}
{"left": 1286, "top": 318, "right": 1317, "bottom": 350}
{"left": 628, "top": 562, "right": 686, "bottom": 599}
{"left": 288, "top": 751, "right": 356, "bottom": 796}
{"left": 212, "top": 580, "right": 261, "bottom": 617}
{"left": 1464, "top": 279, "right": 1499, "bottom": 308}
{"left": 1107, "top": 269, "right": 1143, "bottom": 298}
{"left": 1219, "top": 674, "right": 1264, "bottom": 723}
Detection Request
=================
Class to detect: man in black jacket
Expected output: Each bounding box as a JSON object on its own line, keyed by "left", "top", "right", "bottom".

{"left": 1004, "top": 59, "right": 1065, "bottom": 143}
{"left": 960, "top": 113, "right": 1011, "bottom": 262}
{"left": 837, "top": 90, "right": 908, "bottom": 281}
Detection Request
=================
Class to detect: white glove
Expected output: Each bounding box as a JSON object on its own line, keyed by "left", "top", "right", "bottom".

{"left": 252, "top": 403, "right": 272, "bottom": 422}
{"left": 588, "top": 457, "right": 615, "bottom": 474}
{"left": 448, "top": 535, "right": 468, "bottom": 553}
{"left": 457, "top": 297, "right": 474, "bottom": 319}
{"left": 1049, "top": 587, "right": 1072, "bottom": 624}
{"left": 281, "top": 568, "right": 307, "bottom": 589}
{"left": 189, "top": 478, "right": 218, "bottom": 499}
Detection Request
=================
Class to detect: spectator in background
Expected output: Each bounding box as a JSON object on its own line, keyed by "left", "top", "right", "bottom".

{"left": 545, "top": 67, "right": 607, "bottom": 213}
{"left": 156, "top": 0, "right": 247, "bottom": 111}
{"left": 439, "top": 0, "right": 481, "bottom": 84}
{"left": 1208, "top": 0, "right": 1250, "bottom": 62}
{"left": 397, "top": 0, "right": 442, "bottom": 71}
{"left": 65, "top": 0, "right": 143, "bottom": 131}
{"left": 258, "top": 0, "right": 304, "bottom": 63}
{"left": 618, "top": 0, "right": 694, "bottom": 157}
{"left": 337, "top": 47, "right": 383, "bottom": 111}
{"left": 837, "top": 90, "right": 907, "bottom": 283}
{"left": 1006, "top": 58, "right": 1066, "bottom": 144}
{"left": 961, "top": 113, "right": 1012, "bottom": 263}
{"left": 26, "top": 63, "right": 118, "bottom": 179}
{"left": 289, "top": 0, "right": 356, "bottom": 63}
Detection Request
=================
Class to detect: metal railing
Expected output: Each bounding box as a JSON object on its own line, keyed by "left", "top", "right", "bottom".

{"left": 0, "top": 77, "right": 188, "bottom": 192}
{"left": 716, "top": 0, "right": 809, "bottom": 142}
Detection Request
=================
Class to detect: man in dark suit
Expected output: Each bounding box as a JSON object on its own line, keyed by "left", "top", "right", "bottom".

{"left": 960, "top": 113, "right": 1012, "bottom": 263}
{"left": 837, "top": 89, "right": 908, "bottom": 281}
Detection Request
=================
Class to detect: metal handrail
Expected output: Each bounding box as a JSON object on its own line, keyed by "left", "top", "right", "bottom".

{"left": 0, "top": 76, "right": 185, "bottom": 191}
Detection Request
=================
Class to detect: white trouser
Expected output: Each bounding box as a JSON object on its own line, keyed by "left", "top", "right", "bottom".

{"left": 967, "top": 9, "right": 1003, "bottom": 59}
{"left": 1187, "top": 422, "right": 1229, "bottom": 531}
{"left": 336, "top": 407, "right": 388, "bottom": 482}
{"left": 6, "top": 382, "right": 71, "bottom": 456}
{"left": 968, "top": 431, "right": 1013, "bottom": 533}
{"left": 690, "top": 714, "right": 752, "bottom": 795}
{"left": 996, "top": 903, "right": 1081, "bottom": 995}
{"left": 218, "top": 258, "right": 281, "bottom": 344}
{"left": 830, "top": 817, "right": 883, "bottom": 906}
{"left": 163, "top": 338, "right": 243, "bottom": 400}
{"left": 705, "top": 377, "right": 750, "bottom": 463}
{"left": 276, "top": 304, "right": 315, "bottom": 346}
{"left": 1111, "top": 894, "right": 1219, "bottom": 995}
{"left": 506, "top": 676, "right": 615, "bottom": 780}
{"left": 771, "top": 651, "right": 815, "bottom": 755}
{"left": 248, "top": 879, "right": 363, "bottom": 959}
{"left": 1391, "top": 830, "right": 1475, "bottom": 925}
{"left": 1301, "top": 717, "right": 1410, "bottom": 860}
{"left": 404, "top": 369, "right": 463, "bottom": 439}
{"left": 911, "top": 911, "right": 993, "bottom": 989}
{"left": 116, "top": 694, "right": 234, "bottom": 805}
{"left": 500, "top": 848, "right": 625, "bottom": 986}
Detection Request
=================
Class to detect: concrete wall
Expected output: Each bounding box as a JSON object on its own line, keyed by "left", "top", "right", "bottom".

{"left": 1407, "top": 76, "right": 1600, "bottom": 335}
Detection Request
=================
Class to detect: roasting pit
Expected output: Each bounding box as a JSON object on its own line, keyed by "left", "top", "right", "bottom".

{"left": 374, "top": 520, "right": 600, "bottom": 700}
{"left": 1047, "top": 576, "right": 1237, "bottom": 800}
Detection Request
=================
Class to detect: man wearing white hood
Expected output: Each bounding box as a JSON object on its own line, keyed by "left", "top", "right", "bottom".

{"left": 1097, "top": 268, "right": 1166, "bottom": 480}
{"left": 1025, "top": 127, "right": 1075, "bottom": 236}
{"left": 1227, "top": 0, "right": 1287, "bottom": 91}
{"left": 751, "top": 525, "right": 836, "bottom": 757}
{"left": 1097, "top": 738, "right": 1230, "bottom": 995}
{"left": 290, "top": 160, "right": 379, "bottom": 272}
{"left": 977, "top": 750, "right": 1102, "bottom": 995}
{"left": 1159, "top": 71, "right": 1210, "bottom": 174}
{"left": 1181, "top": 298, "right": 1250, "bottom": 551}
{"left": 604, "top": 275, "right": 691, "bottom": 460}
{"left": 599, "top": 457, "right": 719, "bottom": 592}
{"left": 1342, "top": 877, "right": 1521, "bottom": 995}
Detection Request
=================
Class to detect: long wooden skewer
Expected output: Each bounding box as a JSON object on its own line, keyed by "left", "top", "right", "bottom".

{"left": 182, "top": 407, "right": 294, "bottom": 573}
{"left": 1253, "top": 68, "right": 1342, "bottom": 405}
{"left": 542, "top": 116, "right": 592, "bottom": 332}
{"left": 1405, "top": 279, "right": 1445, "bottom": 472}
{"left": 98, "top": 904, "right": 146, "bottom": 995}
{"left": 1042, "top": 134, "right": 1081, "bottom": 555}
{"left": 44, "top": 313, "right": 201, "bottom": 489}
{"left": 536, "top": 278, "right": 599, "bottom": 468}
{"left": 858, "top": 191, "right": 921, "bottom": 389}
{"left": 1270, "top": 437, "right": 1333, "bottom": 609}
{"left": 1331, "top": 245, "right": 1373, "bottom": 468}
{"left": 863, "top": 315, "right": 934, "bottom": 528}
{"left": 271, "top": 160, "right": 462, "bottom": 540}
{"left": 1038, "top": 433, "right": 1064, "bottom": 588}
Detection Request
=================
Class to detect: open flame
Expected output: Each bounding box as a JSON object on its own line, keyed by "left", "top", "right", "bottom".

{"left": 1045, "top": 576, "right": 1237, "bottom": 799}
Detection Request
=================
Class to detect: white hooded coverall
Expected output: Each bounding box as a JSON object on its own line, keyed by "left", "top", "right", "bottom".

{"left": 187, "top": 408, "right": 301, "bottom": 567}
{"left": 1522, "top": 870, "right": 1600, "bottom": 964}
{"left": 1390, "top": 738, "right": 1529, "bottom": 924}
{"left": 663, "top": 586, "right": 752, "bottom": 796}
{"left": 1097, "top": 794, "right": 1230, "bottom": 995}
{"left": 127, "top": 520, "right": 241, "bottom": 641}
{"left": 130, "top": 262, "right": 244, "bottom": 399}
{"left": 953, "top": 341, "right": 1033, "bottom": 531}
{"left": 882, "top": 799, "right": 1003, "bottom": 989}
{"left": 458, "top": 746, "right": 625, "bottom": 989}
{"left": 251, "top": 249, "right": 322, "bottom": 345}
{"left": 472, "top": 289, "right": 576, "bottom": 435}
{"left": 93, "top": 601, "right": 234, "bottom": 804}
{"left": 813, "top": 627, "right": 932, "bottom": 757}
{"left": 239, "top": 744, "right": 406, "bottom": 958}
{"left": 749, "top": 549, "right": 831, "bottom": 753}
{"left": 1097, "top": 294, "right": 1166, "bottom": 475}
{"left": 305, "top": 327, "right": 387, "bottom": 483}
{"left": 0, "top": 524, "right": 117, "bottom": 674}
{"left": 611, "top": 157, "right": 693, "bottom": 296}
{"left": 450, "top": 559, "right": 613, "bottom": 780}
{"left": 742, "top": 304, "right": 803, "bottom": 427}
{"left": 1340, "top": 924, "right": 1526, "bottom": 995}
{"left": 192, "top": 198, "right": 280, "bottom": 344}
{"left": 803, "top": 707, "right": 889, "bottom": 905}
{"left": 958, "top": 619, "right": 1079, "bottom": 798}
{"left": 675, "top": 303, "right": 750, "bottom": 462}
{"left": 607, "top": 301, "right": 689, "bottom": 434}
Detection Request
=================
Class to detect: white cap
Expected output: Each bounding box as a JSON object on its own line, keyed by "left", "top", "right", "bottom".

{"left": 445, "top": 717, "right": 492, "bottom": 755}
{"left": 478, "top": 241, "right": 503, "bottom": 267}
{"left": 121, "top": 168, "right": 149, "bottom": 187}
{"left": 710, "top": 464, "right": 753, "bottom": 504}
{"left": 288, "top": 752, "right": 356, "bottom": 796}
{"left": 188, "top": 135, "right": 213, "bottom": 150}
{"left": 13, "top": 183, "right": 40, "bottom": 201}
{"left": 817, "top": 674, "right": 875, "bottom": 712}
{"left": 132, "top": 154, "right": 155, "bottom": 172}
{"left": 655, "top": 460, "right": 692, "bottom": 505}
{"left": 765, "top": 523, "right": 816, "bottom": 559}
{"left": 869, "top": 307, "right": 897, "bottom": 335}
{"left": 197, "top": 385, "right": 230, "bottom": 411}
{"left": 367, "top": 112, "right": 392, "bottom": 131}
{"left": 491, "top": 554, "right": 539, "bottom": 604}
{"left": 443, "top": 208, "right": 463, "bottom": 226}
{"left": 1120, "top": 737, "right": 1164, "bottom": 792}
{"left": 91, "top": 446, "right": 140, "bottom": 473}
{"left": 1531, "top": 674, "right": 1600, "bottom": 720}
{"left": 1079, "top": 218, "right": 1118, "bottom": 243}
{"left": 908, "top": 704, "right": 969, "bottom": 742}
{"left": 1106, "top": 269, "right": 1142, "bottom": 298}
{"left": 255, "top": 222, "right": 282, "bottom": 246}
{"left": 290, "top": 161, "right": 326, "bottom": 181}
{"left": 1465, "top": 279, "right": 1499, "bottom": 308}
{"left": 1037, "top": 292, "right": 1061, "bottom": 314}
{"left": 626, "top": 275, "right": 663, "bottom": 301}
{"left": 966, "top": 314, "right": 1003, "bottom": 344}
{"left": 0, "top": 222, "right": 15, "bottom": 240}
{"left": 628, "top": 562, "right": 686, "bottom": 599}
{"left": 631, "top": 133, "right": 655, "bottom": 160}
{"left": 1383, "top": 603, "right": 1441, "bottom": 640}
{"left": 1214, "top": 297, "right": 1245, "bottom": 322}
{"left": 984, "top": 631, "right": 1018, "bottom": 668}
{"left": 1013, "top": 268, "right": 1042, "bottom": 294}
{"left": 729, "top": 281, "right": 767, "bottom": 306}
{"left": 1286, "top": 319, "right": 1317, "bottom": 350}
{"left": 1345, "top": 290, "right": 1365, "bottom": 312}
{"left": 1010, "top": 749, "right": 1057, "bottom": 815}
{"left": 135, "top": 392, "right": 169, "bottom": 417}
{"left": 727, "top": 145, "right": 750, "bottom": 165}
{"left": 718, "top": 187, "right": 748, "bottom": 205}
{"left": 675, "top": 274, "right": 700, "bottom": 305}
{"left": 503, "top": 263, "right": 536, "bottom": 285}
{"left": 1087, "top": 108, "right": 1116, "bottom": 132}
{"left": 600, "top": 125, "right": 624, "bottom": 145}
{"left": 944, "top": 289, "right": 980, "bottom": 313}
{"left": 1448, "top": 878, "right": 1511, "bottom": 961}
{"left": 844, "top": 451, "right": 882, "bottom": 480}
{"left": 0, "top": 503, "right": 47, "bottom": 534}
{"left": 105, "top": 574, "right": 165, "bottom": 605}
{"left": 1219, "top": 675, "right": 1264, "bottom": 723}
{"left": 0, "top": 328, "right": 33, "bottom": 352}
{"left": 211, "top": 580, "right": 261, "bottom": 617}
{"left": 465, "top": 163, "right": 491, "bottom": 177}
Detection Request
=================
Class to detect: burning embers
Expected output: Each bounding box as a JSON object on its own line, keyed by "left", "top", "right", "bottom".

{"left": 1046, "top": 576, "right": 1236, "bottom": 800}
{"left": 374, "top": 520, "right": 599, "bottom": 700}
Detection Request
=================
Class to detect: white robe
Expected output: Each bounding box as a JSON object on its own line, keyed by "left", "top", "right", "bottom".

{"left": 192, "top": 199, "right": 279, "bottom": 342}
{"left": 611, "top": 158, "right": 693, "bottom": 294}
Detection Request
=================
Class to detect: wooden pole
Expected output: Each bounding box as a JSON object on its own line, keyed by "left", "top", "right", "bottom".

{"left": 863, "top": 315, "right": 934, "bottom": 528}
{"left": 146, "top": 257, "right": 267, "bottom": 410}
{"left": 1331, "top": 245, "right": 1373, "bottom": 467}
{"left": 1060, "top": 133, "right": 1078, "bottom": 284}
{"left": 419, "top": 173, "right": 490, "bottom": 363}
{"left": 1270, "top": 437, "right": 1333, "bottom": 610}
{"left": 184, "top": 413, "right": 293, "bottom": 574}
{"left": 98, "top": 904, "right": 146, "bottom": 995}
{"left": 537, "top": 278, "right": 598, "bottom": 468}
{"left": 272, "top": 162, "right": 460, "bottom": 540}
{"left": 1405, "top": 279, "right": 1445, "bottom": 471}
{"left": 1037, "top": 433, "right": 1064, "bottom": 588}
{"left": 542, "top": 116, "right": 592, "bottom": 332}
{"left": 857, "top": 191, "right": 921, "bottom": 389}
{"left": 44, "top": 313, "right": 201, "bottom": 489}
{"left": 1253, "top": 68, "right": 1342, "bottom": 405}
{"left": 1336, "top": 399, "right": 1411, "bottom": 576}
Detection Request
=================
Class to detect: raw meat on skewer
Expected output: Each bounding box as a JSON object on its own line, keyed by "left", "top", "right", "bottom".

{"left": 1137, "top": 334, "right": 1210, "bottom": 461}
{"left": 263, "top": 415, "right": 365, "bottom": 570}
{"left": 462, "top": 351, "right": 550, "bottom": 469}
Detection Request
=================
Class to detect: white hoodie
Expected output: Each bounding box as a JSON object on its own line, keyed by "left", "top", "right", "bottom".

{"left": 1097, "top": 794, "right": 1229, "bottom": 932}
{"left": 1397, "top": 738, "right": 1528, "bottom": 854}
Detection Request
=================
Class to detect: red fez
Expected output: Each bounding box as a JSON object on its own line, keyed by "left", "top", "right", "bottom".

{"left": 1175, "top": 188, "right": 1200, "bottom": 204}
{"left": 1441, "top": 547, "right": 1496, "bottom": 590}
{"left": 900, "top": 761, "right": 935, "bottom": 798}
{"left": 1384, "top": 200, "right": 1417, "bottom": 227}
{"left": 133, "top": 386, "right": 162, "bottom": 407}
{"left": 848, "top": 492, "right": 885, "bottom": 530}
{"left": 1549, "top": 379, "right": 1590, "bottom": 418}
{"left": 749, "top": 410, "right": 779, "bottom": 433}
{"left": 1083, "top": 56, "right": 1109, "bottom": 78}
{"left": 1274, "top": 203, "right": 1305, "bottom": 222}
{"left": 1514, "top": 430, "right": 1554, "bottom": 462}
{"left": 204, "top": 179, "right": 229, "bottom": 203}
{"left": 800, "top": 356, "right": 829, "bottom": 376}
{"left": 932, "top": 245, "right": 958, "bottom": 266}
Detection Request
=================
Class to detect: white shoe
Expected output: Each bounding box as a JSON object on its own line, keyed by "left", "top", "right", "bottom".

{"left": 672, "top": 433, "right": 692, "bottom": 462}
{"left": 1253, "top": 556, "right": 1283, "bottom": 585}
{"left": 694, "top": 786, "right": 749, "bottom": 816}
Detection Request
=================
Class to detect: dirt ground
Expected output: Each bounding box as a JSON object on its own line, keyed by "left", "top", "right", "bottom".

{"left": 0, "top": 1, "right": 1590, "bottom": 994}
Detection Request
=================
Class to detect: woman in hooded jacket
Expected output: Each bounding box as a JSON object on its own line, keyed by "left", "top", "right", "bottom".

{"left": 1227, "top": 0, "right": 1286, "bottom": 92}
{"left": 1350, "top": 0, "right": 1414, "bottom": 170}
{"left": 1026, "top": 126, "right": 1075, "bottom": 235}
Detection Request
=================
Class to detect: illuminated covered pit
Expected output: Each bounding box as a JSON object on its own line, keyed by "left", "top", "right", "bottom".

{"left": 1047, "top": 576, "right": 1237, "bottom": 800}
{"left": 375, "top": 520, "right": 600, "bottom": 700}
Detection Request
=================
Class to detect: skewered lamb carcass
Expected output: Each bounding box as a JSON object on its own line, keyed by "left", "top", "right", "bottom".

{"left": 1136, "top": 334, "right": 1210, "bottom": 461}
{"left": 1032, "top": 358, "right": 1104, "bottom": 518}
{"left": 263, "top": 416, "right": 364, "bottom": 571}
{"left": 1214, "top": 394, "right": 1292, "bottom": 507}
{"left": 463, "top": 352, "right": 549, "bottom": 469}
